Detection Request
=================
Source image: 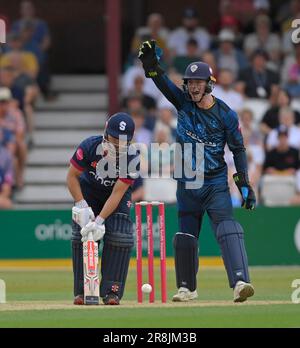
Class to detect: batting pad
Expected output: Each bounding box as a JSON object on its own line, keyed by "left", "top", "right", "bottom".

{"left": 173, "top": 232, "right": 199, "bottom": 292}
{"left": 100, "top": 213, "right": 134, "bottom": 298}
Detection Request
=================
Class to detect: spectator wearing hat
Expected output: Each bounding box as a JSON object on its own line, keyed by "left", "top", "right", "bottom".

{"left": 244, "top": 14, "right": 281, "bottom": 68}
{"left": 0, "top": 87, "right": 27, "bottom": 188}
{"left": 264, "top": 125, "right": 300, "bottom": 176}
{"left": 0, "top": 67, "right": 35, "bottom": 143}
{"left": 167, "top": 7, "right": 210, "bottom": 57}
{"left": 237, "top": 49, "right": 279, "bottom": 99}
{"left": 213, "top": 68, "right": 244, "bottom": 112}
{"left": 213, "top": 29, "right": 248, "bottom": 79}
{"left": 0, "top": 144, "right": 14, "bottom": 209}
{"left": 266, "top": 107, "right": 300, "bottom": 151}
{"left": 261, "top": 88, "right": 300, "bottom": 136}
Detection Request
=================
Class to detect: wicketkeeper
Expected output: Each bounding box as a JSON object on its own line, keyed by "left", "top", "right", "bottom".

{"left": 138, "top": 40, "right": 256, "bottom": 302}
{"left": 67, "top": 112, "right": 139, "bottom": 305}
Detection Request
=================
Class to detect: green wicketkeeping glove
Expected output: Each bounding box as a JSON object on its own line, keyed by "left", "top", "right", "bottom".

{"left": 138, "top": 40, "right": 164, "bottom": 78}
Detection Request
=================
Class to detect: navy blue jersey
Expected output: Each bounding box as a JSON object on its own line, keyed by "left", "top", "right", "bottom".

{"left": 70, "top": 135, "right": 140, "bottom": 196}
{"left": 152, "top": 74, "right": 247, "bottom": 184}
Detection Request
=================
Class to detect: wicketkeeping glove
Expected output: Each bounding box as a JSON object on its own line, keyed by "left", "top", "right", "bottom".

{"left": 138, "top": 40, "right": 164, "bottom": 78}
{"left": 233, "top": 172, "right": 256, "bottom": 210}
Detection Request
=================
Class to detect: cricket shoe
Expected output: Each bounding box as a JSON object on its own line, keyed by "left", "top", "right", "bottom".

{"left": 103, "top": 292, "right": 120, "bottom": 305}
{"left": 172, "top": 287, "right": 198, "bottom": 302}
{"left": 233, "top": 281, "right": 254, "bottom": 303}
{"left": 73, "top": 295, "right": 84, "bottom": 305}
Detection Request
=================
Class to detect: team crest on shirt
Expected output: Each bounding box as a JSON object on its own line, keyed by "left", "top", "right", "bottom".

{"left": 190, "top": 64, "right": 198, "bottom": 73}
{"left": 76, "top": 148, "right": 84, "bottom": 161}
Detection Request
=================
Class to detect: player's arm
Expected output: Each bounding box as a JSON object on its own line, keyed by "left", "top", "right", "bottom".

{"left": 98, "top": 179, "right": 131, "bottom": 220}
{"left": 67, "top": 164, "right": 84, "bottom": 202}
{"left": 225, "top": 110, "right": 256, "bottom": 210}
{"left": 138, "top": 40, "right": 185, "bottom": 110}
{"left": 67, "top": 143, "right": 95, "bottom": 230}
{"left": 81, "top": 179, "right": 131, "bottom": 242}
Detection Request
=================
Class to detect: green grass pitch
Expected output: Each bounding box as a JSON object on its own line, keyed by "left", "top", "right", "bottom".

{"left": 0, "top": 266, "right": 299, "bottom": 328}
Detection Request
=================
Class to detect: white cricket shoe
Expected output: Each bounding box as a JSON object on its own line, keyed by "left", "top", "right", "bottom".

{"left": 172, "top": 287, "right": 198, "bottom": 302}
{"left": 233, "top": 281, "right": 254, "bottom": 303}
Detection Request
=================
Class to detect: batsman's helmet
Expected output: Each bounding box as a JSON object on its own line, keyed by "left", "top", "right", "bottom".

{"left": 104, "top": 112, "right": 135, "bottom": 141}
{"left": 183, "top": 62, "right": 216, "bottom": 94}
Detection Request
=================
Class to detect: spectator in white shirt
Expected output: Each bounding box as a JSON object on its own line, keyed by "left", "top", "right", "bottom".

{"left": 213, "top": 68, "right": 244, "bottom": 112}
{"left": 244, "top": 14, "right": 281, "bottom": 69}
{"left": 266, "top": 107, "right": 300, "bottom": 150}
{"left": 167, "top": 7, "right": 210, "bottom": 57}
{"left": 213, "top": 29, "right": 248, "bottom": 79}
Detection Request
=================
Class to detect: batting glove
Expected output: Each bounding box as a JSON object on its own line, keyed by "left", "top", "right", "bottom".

{"left": 72, "top": 200, "right": 95, "bottom": 228}
{"left": 80, "top": 216, "right": 105, "bottom": 242}
{"left": 138, "top": 40, "right": 164, "bottom": 78}
{"left": 233, "top": 173, "right": 256, "bottom": 210}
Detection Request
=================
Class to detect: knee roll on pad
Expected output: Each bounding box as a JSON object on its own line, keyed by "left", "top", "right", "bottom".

{"left": 173, "top": 232, "right": 199, "bottom": 292}
{"left": 101, "top": 213, "right": 134, "bottom": 299}
{"left": 72, "top": 240, "right": 84, "bottom": 296}
{"left": 216, "top": 220, "right": 250, "bottom": 288}
{"left": 104, "top": 213, "right": 134, "bottom": 248}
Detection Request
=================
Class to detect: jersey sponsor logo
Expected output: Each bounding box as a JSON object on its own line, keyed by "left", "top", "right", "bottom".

{"left": 186, "top": 130, "right": 216, "bottom": 147}
{"left": 119, "top": 121, "right": 126, "bottom": 131}
{"left": 89, "top": 171, "right": 116, "bottom": 186}
{"left": 76, "top": 148, "right": 84, "bottom": 161}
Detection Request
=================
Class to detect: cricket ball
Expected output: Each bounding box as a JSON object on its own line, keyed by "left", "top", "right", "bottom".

{"left": 141, "top": 283, "right": 152, "bottom": 293}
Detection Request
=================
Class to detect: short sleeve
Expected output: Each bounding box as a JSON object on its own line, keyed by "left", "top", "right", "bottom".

{"left": 70, "top": 139, "right": 90, "bottom": 172}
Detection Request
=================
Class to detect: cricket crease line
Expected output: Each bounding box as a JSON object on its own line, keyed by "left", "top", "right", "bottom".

{"left": 0, "top": 300, "right": 294, "bottom": 312}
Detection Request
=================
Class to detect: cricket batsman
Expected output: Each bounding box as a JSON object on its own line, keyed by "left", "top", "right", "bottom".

{"left": 67, "top": 112, "right": 138, "bottom": 305}
{"left": 138, "top": 40, "right": 256, "bottom": 302}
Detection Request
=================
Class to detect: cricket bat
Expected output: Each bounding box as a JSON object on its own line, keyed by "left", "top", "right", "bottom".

{"left": 83, "top": 231, "right": 100, "bottom": 305}
{"left": 80, "top": 210, "right": 99, "bottom": 305}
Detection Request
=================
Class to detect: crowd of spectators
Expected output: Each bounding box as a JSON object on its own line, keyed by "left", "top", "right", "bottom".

{"left": 122, "top": 0, "right": 300, "bottom": 206}
{"left": 0, "top": 0, "right": 51, "bottom": 208}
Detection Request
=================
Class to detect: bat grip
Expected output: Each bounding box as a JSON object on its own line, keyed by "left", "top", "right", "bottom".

{"left": 87, "top": 231, "right": 94, "bottom": 241}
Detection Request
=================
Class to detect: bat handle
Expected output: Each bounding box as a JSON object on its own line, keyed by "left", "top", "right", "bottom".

{"left": 87, "top": 231, "right": 94, "bottom": 241}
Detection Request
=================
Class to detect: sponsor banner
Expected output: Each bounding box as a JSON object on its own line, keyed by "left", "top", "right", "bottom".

{"left": 0, "top": 207, "right": 299, "bottom": 265}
